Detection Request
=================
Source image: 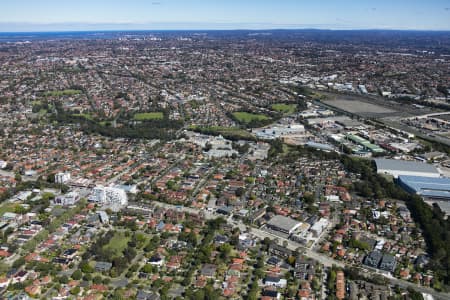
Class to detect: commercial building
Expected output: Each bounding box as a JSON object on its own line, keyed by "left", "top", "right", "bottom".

{"left": 347, "top": 134, "right": 384, "bottom": 153}
{"left": 269, "top": 243, "right": 293, "bottom": 258}
{"left": 253, "top": 124, "right": 305, "bottom": 140}
{"left": 55, "top": 172, "right": 71, "bottom": 184}
{"left": 364, "top": 250, "right": 383, "bottom": 268}
{"left": 310, "top": 218, "right": 329, "bottom": 237}
{"left": 266, "top": 215, "right": 303, "bottom": 235}
{"left": 379, "top": 254, "right": 397, "bottom": 273}
{"left": 89, "top": 185, "right": 128, "bottom": 210}
{"left": 398, "top": 175, "right": 450, "bottom": 200}
{"left": 306, "top": 142, "right": 334, "bottom": 152}
{"left": 364, "top": 251, "right": 397, "bottom": 273}
{"left": 53, "top": 191, "right": 80, "bottom": 206}
{"left": 374, "top": 158, "right": 440, "bottom": 178}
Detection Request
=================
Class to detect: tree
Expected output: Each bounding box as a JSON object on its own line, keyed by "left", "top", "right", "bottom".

{"left": 219, "top": 243, "right": 232, "bottom": 260}
{"left": 328, "top": 269, "right": 336, "bottom": 292}
{"left": 70, "top": 286, "right": 80, "bottom": 295}
{"left": 407, "top": 287, "right": 424, "bottom": 300}
{"left": 80, "top": 262, "right": 94, "bottom": 273}
{"left": 71, "top": 270, "right": 82, "bottom": 280}
{"left": 12, "top": 257, "right": 25, "bottom": 269}
{"left": 141, "top": 264, "right": 154, "bottom": 274}
{"left": 287, "top": 255, "right": 296, "bottom": 266}
{"left": 14, "top": 205, "right": 28, "bottom": 214}
{"left": 59, "top": 275, "right": 69, "bottom": 284}
{"left": 312, "top": 277, "right": 320, "bottom": 291}
{"left": 93, "top": 275, "right": 103, "bottom": 284}
{"left": 14, "top": 173, "right": 22, "bottom": 182}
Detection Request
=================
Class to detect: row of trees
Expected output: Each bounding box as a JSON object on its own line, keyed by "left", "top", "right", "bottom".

{"left": 269, "top": 143, "right": 449, "bottom": 288}
{"left": 51, "top": 105, "right": 183, "bottom": 141}
{"left": 188, "top": 126, "right": 257, "bottom": 141}
{"left": 340, "top": 155, "right": 450, "bottom": 288}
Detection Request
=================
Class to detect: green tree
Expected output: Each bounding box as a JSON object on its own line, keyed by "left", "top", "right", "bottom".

{"left": 71, "top": 270, "right": 82, "bottom": 280}
{"left": 70, "top": 286, "right": 80, "bottom": 295}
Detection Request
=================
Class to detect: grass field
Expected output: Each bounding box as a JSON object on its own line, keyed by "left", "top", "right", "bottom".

{"left": 133, "top": 112, "right": 164, "bottom": 121}
{"left": 323, "top": 99, "right": 396, "bottom": 114}
{"left": 72, "top": 113, "right": 94, "bottom": 121}
{"left": 103, "top": 231, "right": 130, "bottom": 256}
{"left": 271, "top": 103, "right": 297, "bottom": 114}
{"left": 44, "top": 89, "right": 82, "bottom": 97}
{"left": 232, "top": 112, "right": 270, "bottom": 123}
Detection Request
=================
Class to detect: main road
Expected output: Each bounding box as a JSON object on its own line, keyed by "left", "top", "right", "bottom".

{"left": 135, "top": 200, "right": 449, "bottom": 300}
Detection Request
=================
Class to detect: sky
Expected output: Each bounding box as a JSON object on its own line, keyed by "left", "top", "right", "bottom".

{"left": 0, "top": 0, "right": 449, "bottom": 32}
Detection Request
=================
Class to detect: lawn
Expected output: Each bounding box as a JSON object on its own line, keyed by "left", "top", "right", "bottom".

{"left": 133, "top": 112, "right": 164, "bottom": 121}
{"left": 44, "top": 89, "right": 82, "bottom": 97}
{"left": 103, "top": 231, "right": 130, "bottom": 257}
{"left": 72, "top": 113, "right": 94, "bottom": 121}
{"left": 0, "top": 203, "right": 19, "bottom": 216}
{"left": 232, "top": 112, "right": 270, "bottom": 124}
{"left": 271, "top": 103, "right": 297, "bottom": 114}
{"left": 99, "top": 121, "right": 110, "bottom": 126}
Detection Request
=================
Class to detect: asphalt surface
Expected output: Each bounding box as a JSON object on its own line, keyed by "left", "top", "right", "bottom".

{"left": 143, "top": 200, "right": 449, "bottom": 300}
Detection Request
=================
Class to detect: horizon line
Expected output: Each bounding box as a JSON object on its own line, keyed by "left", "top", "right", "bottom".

{"left": 1, "top": 28, "right": 450, "bottom": 34}
{"left": 0, "top": 21, "right": 449, "bottom": 33}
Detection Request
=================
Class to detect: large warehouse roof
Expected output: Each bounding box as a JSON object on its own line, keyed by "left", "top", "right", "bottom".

{"left": 375, "top": 158, "right": 439, "bottom": 174}
{"left": 267, "top": 215, "right": 301, "bottom": 232}
{"left": 398, "top": 175, "right": 450, "bottom": 200}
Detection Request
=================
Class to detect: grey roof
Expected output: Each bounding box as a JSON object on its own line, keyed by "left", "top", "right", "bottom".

{"left": 399, "top": 175, "right": 450, "bottom": 199}
{"left": 95, "top": 261, "right": 112, "bottom": 271}
{"left": 306, "top": 142, "right": 334, "bottom": 151}
{"left": 265, "top": 276, "right": 282, "bottom": 283}
{"left": 201, "top": 264, "right": 217, "bottom": 276}
{"left": 217, "top": 206, "right": 233, "bottom": 213}
{"left": 269, "top": 243, "right": 293, "bottom": 255}
{"left": 136, "top": 291, "right": 160, "bottom": 300}
{"left": 364, "top": 251, "right": 382, "bottom": 268}
{"left": 267, "top": 215, "right": 301, "bottom": 232}
{"left": 379, "top": 254, "right": 396, "bottom": 272}
{"left": 374, "top": 158, "right": 439, "bottom": 174}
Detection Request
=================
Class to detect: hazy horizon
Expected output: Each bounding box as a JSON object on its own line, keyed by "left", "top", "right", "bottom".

{"left": 2, "top": 23, "right": 450, "bottom": 33}
{"left": 1, "top": 0, "right": 450, "bottom": 32}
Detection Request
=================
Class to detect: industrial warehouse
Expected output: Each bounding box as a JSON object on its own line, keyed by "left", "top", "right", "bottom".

{"left": 266, "top": 215, "right": 303, "bottom": 235}
{"left": 374, "top": 158, "right": 440, "bottom": 178}
{"left": 398, "top": 176, "right": 450, "bottom": 201}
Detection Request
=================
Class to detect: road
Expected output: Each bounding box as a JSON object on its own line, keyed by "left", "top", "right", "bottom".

{"left": 135, "top": 200, "right": 449, "bottom": 300}
{"left": 0, "top": 170, "right": 38, "bottom": 182}
{"left": 190, "top": 165, "right": 217, "bottom": 198}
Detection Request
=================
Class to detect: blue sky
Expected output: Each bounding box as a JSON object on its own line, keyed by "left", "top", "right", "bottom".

{"left": 1, "top": 0, "right": 449, "bottom": 31}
